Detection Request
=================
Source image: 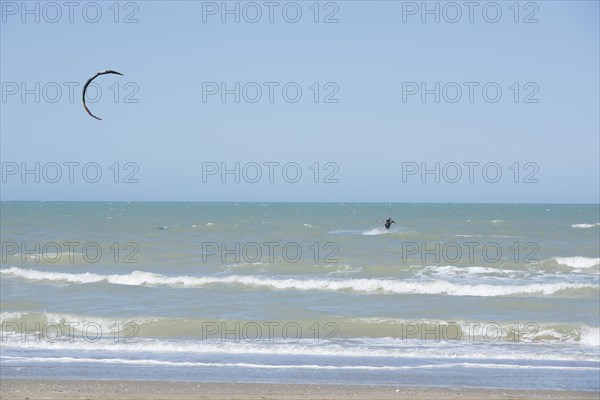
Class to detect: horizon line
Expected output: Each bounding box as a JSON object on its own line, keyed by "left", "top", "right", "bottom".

{"left": 1, "top": 200, "right": 599, "bottom": 206}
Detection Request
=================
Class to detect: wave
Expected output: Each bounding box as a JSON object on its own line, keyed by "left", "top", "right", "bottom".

{"left": 580, "top": 326, "right": 600, "bottom": 347}
{"left": 3, "top": 311, "right": 597, "bottom": 348}
{"left": 1, "top": 332, "right": 598, "bottom": 363}
{"left": 572, "top": 223, "right": 600, "bottom": 229}
{"left": 1, "top": 267, "right": 594, "bottom": 297}
{"left": 1, "top": 356, "right": 596, "bottom": 372}
{"left": 555, "top": 257, "right": 600, "bottom": 269}
{"left": 454, "top": 234, "right": 519, "bottom": 239}
{"left": 327, "top": 265, "right": 363, "bottom": 275}
{"left": 416, "top": 265, "right": 525, "bottom": 279}
{"left": 0, "top": 311, "right": 144, "bottom": 334}
{"left": 328, "top": 228, "right": 407, "bottom": 236}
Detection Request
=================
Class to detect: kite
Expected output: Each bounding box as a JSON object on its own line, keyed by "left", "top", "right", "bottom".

{"left": 82, "top": 70, "right": 124, "bottom": 121}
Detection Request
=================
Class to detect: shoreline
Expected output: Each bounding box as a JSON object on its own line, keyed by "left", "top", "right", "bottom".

{"left": 1, "top": 379, "right": 598, "bottom": 400}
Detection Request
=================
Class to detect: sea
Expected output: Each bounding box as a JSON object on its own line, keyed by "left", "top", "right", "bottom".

{"left": 1, "top": 202, "right": 599, "bottom": 391}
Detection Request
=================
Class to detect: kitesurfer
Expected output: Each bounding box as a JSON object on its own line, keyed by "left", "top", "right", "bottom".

{"left": 384, "top": 218, "right": 395, "bottom": 230}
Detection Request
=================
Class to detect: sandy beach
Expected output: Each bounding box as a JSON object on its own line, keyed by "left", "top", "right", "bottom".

{"left": 1, "top": 380, "right": 598, "bottom": 400}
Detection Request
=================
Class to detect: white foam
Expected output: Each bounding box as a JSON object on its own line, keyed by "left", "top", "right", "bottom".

{"left": 555, "top": 257, "right": 600, "bottom": 269}
{"left": 0, "top": 311, "right": 25, "bottom": 321}
{"left": 3, "top": 312, "right": 596, "bottom": 349}
{"left": 419, "top": 265, "right": 519, "bottom": 279}
{"left": 362, "top": 228, "right": 392, "bottom": 235}
{"left": 327, "top": 265, "right": 362, "bottom": 275}
{"left": 0, "top": 311, "right": 137, "bottom": 333}
{"left": 572, "top": 223, "right": 600, "bottom": 229}
{"left": 1, "top": 335, "right": 597, "bottom": 362}
{"left": 580, "top": 326, "right": 600, "bottom": 347}
{"left": 1, "top": 267, "right": 594, "bottom": 297}
{"left": 1, "top": 356, "right": 596, "bottom": 371}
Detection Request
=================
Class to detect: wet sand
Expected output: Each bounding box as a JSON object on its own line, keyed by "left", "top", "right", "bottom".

{"left": 1, "top": 380, "right": 598, "bottom": 400}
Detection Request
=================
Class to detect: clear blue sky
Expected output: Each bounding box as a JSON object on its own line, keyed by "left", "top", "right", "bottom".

{"left": 1, "top": 0, "right": 598, "bottom": 203}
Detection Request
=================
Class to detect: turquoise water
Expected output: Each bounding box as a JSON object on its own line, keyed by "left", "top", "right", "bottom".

{"left": 1, "top": 202, "right": 599, "bottom": 390}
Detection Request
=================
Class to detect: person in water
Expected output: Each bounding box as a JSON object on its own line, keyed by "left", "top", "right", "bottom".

{"left": 384, "top": 218, "right": 395, "bottom": 230}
